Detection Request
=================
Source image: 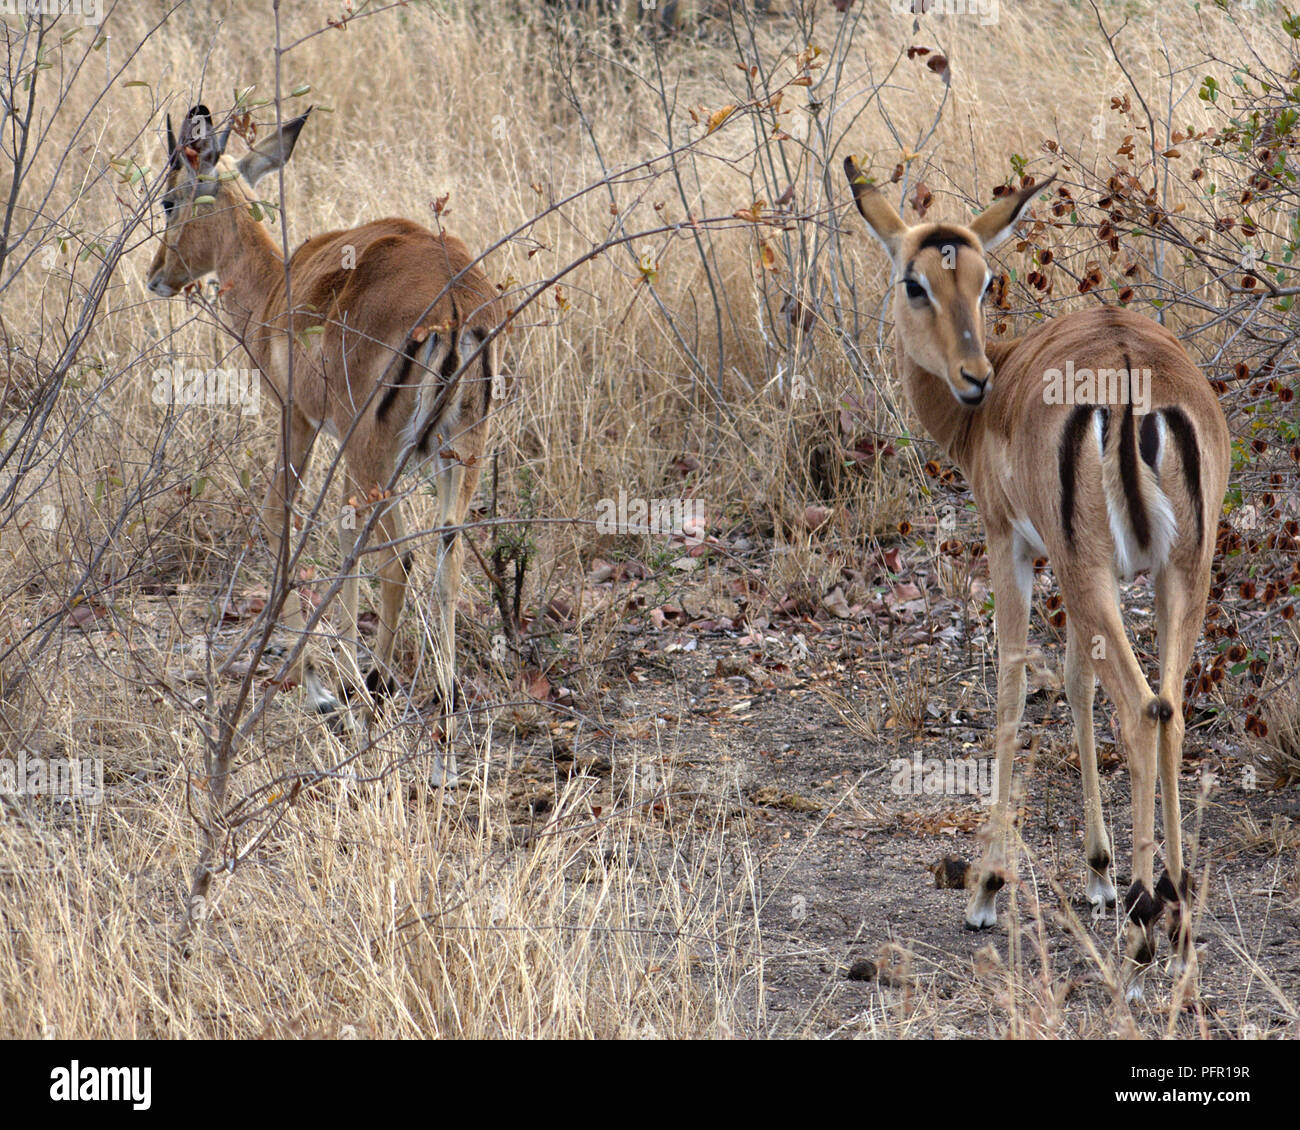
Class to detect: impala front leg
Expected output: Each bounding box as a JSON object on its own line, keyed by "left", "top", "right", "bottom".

{"left": 261, "top": 411, "right": 333, "bottom": 710}
{"left": 327, "top": 482, "right": 378, "bottom": 733}
{"left": 966, "top": 532, "right": 1032, "bottom": 931}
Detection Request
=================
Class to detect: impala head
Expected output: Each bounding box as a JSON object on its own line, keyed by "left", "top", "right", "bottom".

{"left": 843, "top": 158, "right": 1055, "bottom": 408}
{"left": 147, "top": 103, "right": 312, "bottom": 297}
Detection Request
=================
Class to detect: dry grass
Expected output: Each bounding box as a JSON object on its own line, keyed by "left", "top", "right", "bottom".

{"left": 0, "top": 0, "right": 1296, "bottom": 1038}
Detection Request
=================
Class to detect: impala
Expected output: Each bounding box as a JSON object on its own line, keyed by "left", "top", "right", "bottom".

{"left": 844, "top": 157, "right": 1229, "bottom": 995}
{"left": 148, "top": 104, "right": 506, "bottom": 784}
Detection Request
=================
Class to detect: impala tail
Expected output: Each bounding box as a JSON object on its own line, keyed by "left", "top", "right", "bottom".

{"left": 396, "top": 325, "right": 494, "bottom": 460}
{"left": 1083, "top": 358, "right": 1189, "bottom": 580}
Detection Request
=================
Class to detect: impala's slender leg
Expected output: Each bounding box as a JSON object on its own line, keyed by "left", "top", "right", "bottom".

{"left": 431, "top": 459, "right": 466, "bottom": 711}
{"left": 322, "top": 472, "right": 375, "bottom": 729}
{"left": 261, "top": 411, "right": 334, "bottom": 710}
{"left": 367, "top": 490, "right": 409, "bottom": 700}
{"left": 424, "top": 447, "right": 481, "bottom": 787}
{"left": 1118, "top": 697, "right": 1161, "bottom": 1001}
{"left": 1153, "top": 564, "right": 1208, "bottom": 973}
{"left": 966, "top": 526, "right": 1033, "bottom": 930}
{"left": 1065, "top": 620, "right": 1117, "bottom": 915}
{"left": 1058, "top": 564, "right": 1164, "bottom": 999}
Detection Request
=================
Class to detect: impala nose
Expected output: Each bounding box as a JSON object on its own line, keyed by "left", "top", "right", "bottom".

{"left": 958, "top": 366, "right": 990, "bottom": 405}
{"left": 147, "top": 272, "right": 175, "bottom": 298}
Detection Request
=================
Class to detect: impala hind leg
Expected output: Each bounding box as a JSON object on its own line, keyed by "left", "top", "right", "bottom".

{"left": 322, "top": 477, "right": 392, "bottom": 734}
{"left": 1118, "top": 689, "right": 1165, "bottom": 1004}
{"left": 1064, "top": 621, "right": 1116, "bottom": 916}
{"left": 1067, "top": 574, "right": 1165, "bottom": 1001}
{"left": 1153, "top": 566, "right": 1208, "bottom": 977}
{"left": 424, "top": 454, "right": 480, "bottom": 787}
{"left": 966, "top": 533, "right": 1032, "bottom": 931}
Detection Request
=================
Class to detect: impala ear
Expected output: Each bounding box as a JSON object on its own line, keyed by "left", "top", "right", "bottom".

{"left": 237, "top": 108, "right": 312, "bottom": 187}
{"left": 843, "top": 157, "right": 908, "bottom": 264}
{"left": 177, "top": 104, "right": 225, "bottom": 174}
{"left": 165, "top": 113, "right": 181, "bottom": 169}
{"left": 969, "top": 171, "right": 1058, "bottom": 251}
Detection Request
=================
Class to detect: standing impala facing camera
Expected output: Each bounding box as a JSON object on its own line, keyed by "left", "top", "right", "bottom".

{"left": 149, "top": 103, "right": 505, "bottom": 784}
{"left": 843, "top": 158, "right": 1229, "bottom": 997}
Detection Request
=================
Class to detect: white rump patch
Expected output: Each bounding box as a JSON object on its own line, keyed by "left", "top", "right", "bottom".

{"left": 399, "top": 332, "right": 464, "bottom": 463}
{"left": 1112, "top": 488, "right": 1177, "bottom": 579}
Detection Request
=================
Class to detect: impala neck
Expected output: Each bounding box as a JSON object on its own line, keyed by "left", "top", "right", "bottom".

{"left": 896, "top": 334, "right": 1024, "bottom": 474}
{"left": 210, "top": 201, "right": 286, "bottom": 366}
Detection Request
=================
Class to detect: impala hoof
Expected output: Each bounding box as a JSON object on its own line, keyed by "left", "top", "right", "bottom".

{"left": 964, "top": 893, "right": 999, "bottom": 931}
{"left": 1123, "top": 881, "right": 1163, "bottom": 994}
{"left": 364, "top": 667, "right": 398, "bottom": 700}
{"left": 964, "top": 867, "right": 1003, "bottom": 930}
{"left": 429, "top": 752, "right": 460, "bottom": 789}
{"left": 303, "top": 669, "right": 342, "bottom": 716}
{"left": 1125, "top": 974, "right": 1146, "bottom": 1004}
{"left": 325, "top": 707, "right": 363, "bottom": 737}
{"left": 1086, "top": 871, "right": 1117, "bottom": 918}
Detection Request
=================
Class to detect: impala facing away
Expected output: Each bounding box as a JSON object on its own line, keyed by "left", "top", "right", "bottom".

{"left": 148, "top": 104, "right": 505, "bottom": 783}
{"left": 844, "top": 158, "right": 1230, "bottom": 995}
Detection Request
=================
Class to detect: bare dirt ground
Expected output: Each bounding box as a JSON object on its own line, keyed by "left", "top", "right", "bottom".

{"left": 479, "top": 528, "right": 1300, "bottom": 1039}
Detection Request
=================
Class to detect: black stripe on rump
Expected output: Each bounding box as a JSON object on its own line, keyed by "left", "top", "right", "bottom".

{"left": 1059, "top": 404, "right": 1095, "bottom": 547}
{"left": 1118, "top": 356, "right": 1151, "bottom": 550}
{"left": 414, "top": 335, "right": 462, "bottom": 457}
{"left": 1162, "top": 406, "right": 1205, "bottom": 549}
{"left": 376, "top": 336, "right": 423, "bottom": 424}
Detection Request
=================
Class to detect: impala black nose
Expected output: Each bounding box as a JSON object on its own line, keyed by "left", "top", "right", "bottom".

{"left": 959, "top": 367, "right": 989, "bottom": 404}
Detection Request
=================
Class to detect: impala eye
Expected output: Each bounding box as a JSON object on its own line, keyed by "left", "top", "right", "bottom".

{"left": 904, "top": 279, "right": 927, "bottom": 302}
